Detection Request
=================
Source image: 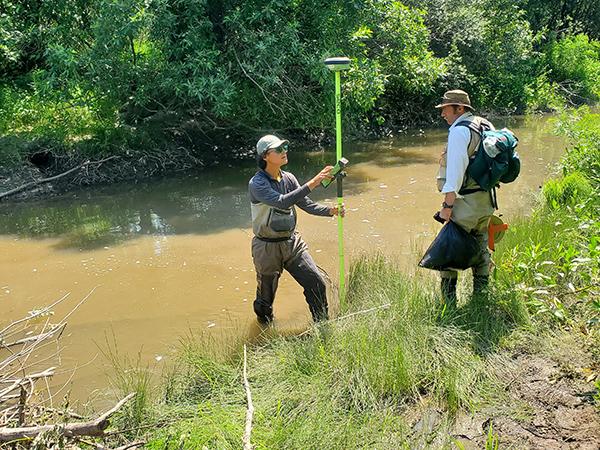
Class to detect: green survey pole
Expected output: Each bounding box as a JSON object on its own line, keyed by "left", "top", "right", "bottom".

{"left": 325, "top": 57, "right": 350, "bottom": 309}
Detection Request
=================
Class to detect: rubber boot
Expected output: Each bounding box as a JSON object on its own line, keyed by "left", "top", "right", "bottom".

{"left": 441, "top": 278, "right": 457, "bottom": 309}
{"left": 472, "top": 275, "right": 489, "bottom": 301}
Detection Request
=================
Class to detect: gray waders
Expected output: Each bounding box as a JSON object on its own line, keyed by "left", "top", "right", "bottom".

{"left": 251, "top": 234, "right": 328, "bottom": 323}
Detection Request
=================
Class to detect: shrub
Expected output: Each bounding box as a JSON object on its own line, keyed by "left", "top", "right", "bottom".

{"left": 542, "top": 172, "right": 593, "bottom": 209}
{"left": 554, "top": 109, "right": 600, "bottom": 184}
{"left": 547, "top": 34, "right": 600, "bottom": 103}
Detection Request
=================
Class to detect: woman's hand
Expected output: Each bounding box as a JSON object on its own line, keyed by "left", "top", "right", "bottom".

{"left": 329, "top": 204, "right": 346, "bottom": 217}
{"left": 307, "top": 166, "right": 334, "bottom": 190}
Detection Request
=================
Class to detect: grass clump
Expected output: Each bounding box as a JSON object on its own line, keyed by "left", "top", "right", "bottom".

{"left": 542, "top": 171, "right": 593, "bottom": 209}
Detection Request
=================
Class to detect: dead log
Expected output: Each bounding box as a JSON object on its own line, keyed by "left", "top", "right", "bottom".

{"left": 0, "top": 393, "right": 134, "bottom": 443}
{"left": 0, "top": 156, "right": 118, "bottom": 201}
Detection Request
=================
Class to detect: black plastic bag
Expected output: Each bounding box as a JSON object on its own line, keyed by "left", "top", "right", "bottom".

{"left": 419, "top": 221, "right": 482, "bottom": 271}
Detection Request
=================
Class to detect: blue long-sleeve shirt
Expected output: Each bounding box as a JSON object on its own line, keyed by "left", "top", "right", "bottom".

{"left": 249, "top": 170, "right": 331, "bottom": 216}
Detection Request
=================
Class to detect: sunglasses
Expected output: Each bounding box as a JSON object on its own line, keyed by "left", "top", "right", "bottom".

{"left": 268, "top": 143, "right": 289, "bottom": 154}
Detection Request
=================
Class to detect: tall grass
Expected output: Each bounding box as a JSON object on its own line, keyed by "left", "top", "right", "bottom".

{"left": 99, "top": 333, "right": 156, "bottom": 437}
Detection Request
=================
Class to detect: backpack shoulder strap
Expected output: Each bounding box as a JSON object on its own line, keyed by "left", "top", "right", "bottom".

{"left": 455, "top": 116, "right": 493, "bottom": 134}
{"left": 455, "top": 120, "right": 481, "bottom": 135}
{"left": 455, "top": 117, "right": 494, "bottom": 157}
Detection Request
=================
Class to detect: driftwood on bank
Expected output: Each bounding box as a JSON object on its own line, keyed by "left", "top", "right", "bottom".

{"left": 1, "top": 289, "right": 141, "bottom": 448}
{"left": 0, "top": 393, "right": 135, "bottom": 443}
{"left": 0, "top": 155, "right": 118, "bottom": 201}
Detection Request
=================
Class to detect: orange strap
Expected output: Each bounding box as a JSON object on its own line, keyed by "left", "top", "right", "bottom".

{"left": 488, "top": 223, "right": 508, "bottom": 251}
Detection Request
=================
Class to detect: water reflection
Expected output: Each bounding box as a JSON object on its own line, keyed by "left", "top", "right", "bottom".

{"left": 0, "top": 143, "right": 435, "bottom": 248}
{"left": 0, "top": 114, "right": 557, "bottom": 250}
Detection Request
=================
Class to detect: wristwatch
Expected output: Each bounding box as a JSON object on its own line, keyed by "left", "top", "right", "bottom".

{"left": 442, "top": 201, "right": 454, "bottom": 209}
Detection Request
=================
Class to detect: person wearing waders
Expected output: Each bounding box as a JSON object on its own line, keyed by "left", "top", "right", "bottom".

{"left": 435, "top": 90, "right": 495, "bottom": 307}
{"left": 248, "top": 135, "right": 344, "bottom": 324}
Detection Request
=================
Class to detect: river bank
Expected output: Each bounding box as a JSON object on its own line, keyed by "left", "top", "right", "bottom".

{"left": 1, "top": 111, "right": 597, "bottom": 448}
{"left": 0, "top": 110, "right": 552, "bottom": 203}
{"left": 0, "top": 114, "right": 564, "bottom": 408}
{"left": 107, "top": 109, "right": 598, "bottom": 449}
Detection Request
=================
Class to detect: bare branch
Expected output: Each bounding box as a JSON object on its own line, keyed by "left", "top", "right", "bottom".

{"left": 242, "top": 344, "right": 254, "bottom": 450}
{"left": 0, "top": 157, "right": 119, "bottom": 201}
{"left": 0, "top": 293, "right": 70, "bottom": 338}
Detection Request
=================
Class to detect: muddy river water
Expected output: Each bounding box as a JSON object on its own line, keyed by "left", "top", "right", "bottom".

{"left": 0, "top": 115, "right": 565, "bottom": 406}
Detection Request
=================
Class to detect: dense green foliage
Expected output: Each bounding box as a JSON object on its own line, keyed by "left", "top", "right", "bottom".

{"left": 1, "top": 0, "right": 600, "bottom": 173}
{"left": 496, "top": 110, "right": 599, "bottom": 326}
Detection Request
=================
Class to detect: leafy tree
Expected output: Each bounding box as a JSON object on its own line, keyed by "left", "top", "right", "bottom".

{"left": 546, "top": 34, "right": 600, "bottom": 103}
{"left": 406, "top": 0, "right": 542, "bottom": 112}
{"left": 2, "top": 0, "right": 600, "bottom": 168}
{"left": 517, "top": 0, "right": 600, "bottom": 40}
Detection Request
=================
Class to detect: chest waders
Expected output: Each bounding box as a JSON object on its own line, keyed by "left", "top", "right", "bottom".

{"left": 325, "top": 57, "right": 350, "bottom": 310}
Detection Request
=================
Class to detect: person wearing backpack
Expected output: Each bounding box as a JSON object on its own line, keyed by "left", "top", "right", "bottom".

{"left": 434, "top": 89, "right": 496, "bottom": 307}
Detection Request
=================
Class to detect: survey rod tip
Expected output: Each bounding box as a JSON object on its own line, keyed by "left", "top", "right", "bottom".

{"left": 324, "top": 57, "right": 351, "bottom": 71}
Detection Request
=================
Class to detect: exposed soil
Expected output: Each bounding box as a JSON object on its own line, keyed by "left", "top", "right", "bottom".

{"left": 453, "top": 347, "right": 600, "bottom": 449}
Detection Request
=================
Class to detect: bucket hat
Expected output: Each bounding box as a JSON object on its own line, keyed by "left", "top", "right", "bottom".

{"left": 435, "top": 90, "right": 473, "bottom": 109}
{"left": 256, "top": 135, "right": 289, "bottom": 157}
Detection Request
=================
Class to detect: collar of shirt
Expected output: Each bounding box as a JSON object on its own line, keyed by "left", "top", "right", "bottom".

{"left": 261, "top": 169, "right": 283, "bottom": 182}
{"left": 449, "top": 111, "right": 473, "bottom": 131}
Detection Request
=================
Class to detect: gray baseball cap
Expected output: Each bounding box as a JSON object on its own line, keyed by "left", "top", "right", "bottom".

{"left": 256, "top": 135, "right": 289, "bottom": 157}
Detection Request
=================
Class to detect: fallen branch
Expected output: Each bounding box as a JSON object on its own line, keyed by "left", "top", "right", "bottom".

{"left": 77, "top": 437, "right": 145, "bottom": 450}
{"left": 0, "top": 156, "right": 118, "bottom": 201}
{"left": 242, "top": 344, "right": 254, "bottom": 450}
{"left": 113, "top": 441, "right": 145, "bottom": 450}
{"left": 0, "top": 368, "right": 55, "bottom": 399}
{"left": 0, "top": 393, "right": 135, "bottom": 442}
{"left": 1, "top": 324, "right": 66, "bottom": 349}
{"left": 35, "top": 406, "right": 85, "bottom": 420}
{"left": 0, "top": 293, "right": 70, "bottom": 340}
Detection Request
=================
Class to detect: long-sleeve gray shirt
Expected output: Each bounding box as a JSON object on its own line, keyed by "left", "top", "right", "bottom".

{"left": 249, "top": 170, "right": 331, "bottom": 216}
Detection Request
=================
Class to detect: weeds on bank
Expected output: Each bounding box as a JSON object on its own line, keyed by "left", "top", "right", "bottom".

{"left": 99, "top": 333, "right": 157, "bottom": 438}
{"left": 495, "top": 113, "right": 599, "bottom": 331}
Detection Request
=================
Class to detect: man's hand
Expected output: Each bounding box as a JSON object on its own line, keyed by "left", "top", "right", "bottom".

{"left": 439, "top": 207, "right": 452, "bottom": 222}
{"left": 307, "top": 166, "right": 334, "bottom": 190}
{"left": 329, "top": 204, "right": 345, "bottom": 217}
{"left": 439, "top": 192, "right": 456, "bottom": 223}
